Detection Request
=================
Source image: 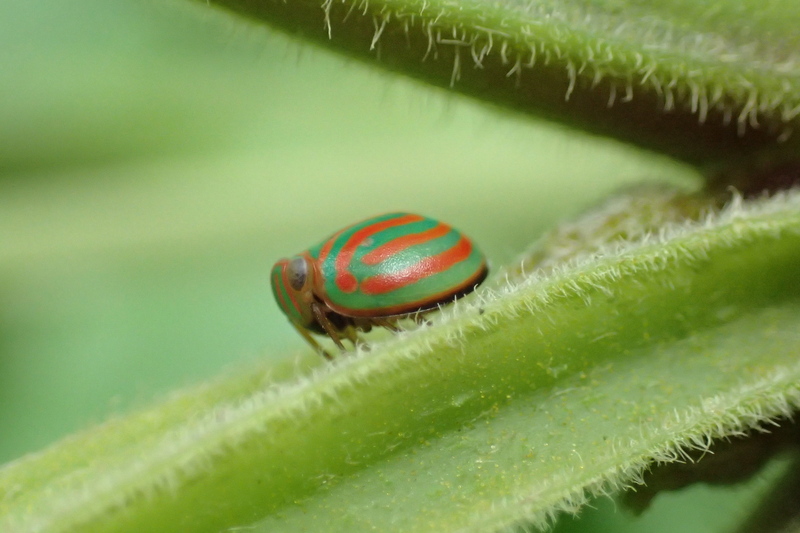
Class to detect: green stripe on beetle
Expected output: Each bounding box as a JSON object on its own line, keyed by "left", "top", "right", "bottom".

{"left": 270, "top": 212, "right": 488, "bottom": 359}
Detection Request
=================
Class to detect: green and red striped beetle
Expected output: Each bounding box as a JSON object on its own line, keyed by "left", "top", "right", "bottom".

{"left": 271, "top": 212, "right": 488, "bottom": 359}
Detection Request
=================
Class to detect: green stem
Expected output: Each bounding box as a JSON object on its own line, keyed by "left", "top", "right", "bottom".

{"left": 203, "top": 0, "right": 800, "bottom": 169}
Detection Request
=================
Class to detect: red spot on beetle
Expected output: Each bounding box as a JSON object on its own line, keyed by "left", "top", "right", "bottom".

{"left": 336, "top": 271, "right": 358, "bottom": 293}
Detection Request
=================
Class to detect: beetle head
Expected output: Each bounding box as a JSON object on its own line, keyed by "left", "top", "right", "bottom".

{"left": 270, "top": 254, "right": 317, "bottom": 327}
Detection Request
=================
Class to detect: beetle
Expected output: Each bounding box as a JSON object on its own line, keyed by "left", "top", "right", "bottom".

{"left": 271, "top": 212, "right": 488, "bottom": 359}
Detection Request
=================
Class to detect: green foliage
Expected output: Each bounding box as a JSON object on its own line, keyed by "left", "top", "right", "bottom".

{"left": 3, "top": 191, "right": 800, "bottom": 532}
{"left": 207, "top": 0, "right": 800, "bottom": 166}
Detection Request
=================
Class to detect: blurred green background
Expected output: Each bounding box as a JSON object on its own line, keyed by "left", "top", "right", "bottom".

{"left": 8, "top": 0, "right": 779, "bottom": 531}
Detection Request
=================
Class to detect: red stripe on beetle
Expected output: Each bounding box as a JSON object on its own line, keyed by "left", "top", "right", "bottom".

{"left": 317, "top": 230, "right": 342, "bottom": 264}
{"left": 361, "top": 222, "right": 451, "bottom": 266}
{"left": 272, "top": 270, "right": 289, "bottom": 310}
{"left": 334, "top": 214, "right": 423, "bottom": 293}
{"left": 360, "top": 235, "right": 473, "bottom": 295}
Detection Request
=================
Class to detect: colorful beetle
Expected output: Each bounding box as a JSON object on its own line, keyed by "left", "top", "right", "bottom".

{"left": 271, "top": 212, "right": 488, "bottom": 359}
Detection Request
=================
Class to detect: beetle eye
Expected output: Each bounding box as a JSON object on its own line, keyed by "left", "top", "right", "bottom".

{"left": 287, "top": 257, "right": 308, "bottom": 291}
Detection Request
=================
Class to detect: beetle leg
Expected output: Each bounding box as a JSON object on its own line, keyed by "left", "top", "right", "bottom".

{"left": 372, "top": 317, "right": 400, "bottom": 332}
{"left": 341, "top": 325, "right": 365, "bottom": 349}
{"left": 290, "top": 321, "right": 333, "bottom": 360}
{"left": 311, "top": 302, "right": 347, "bottom": 352}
